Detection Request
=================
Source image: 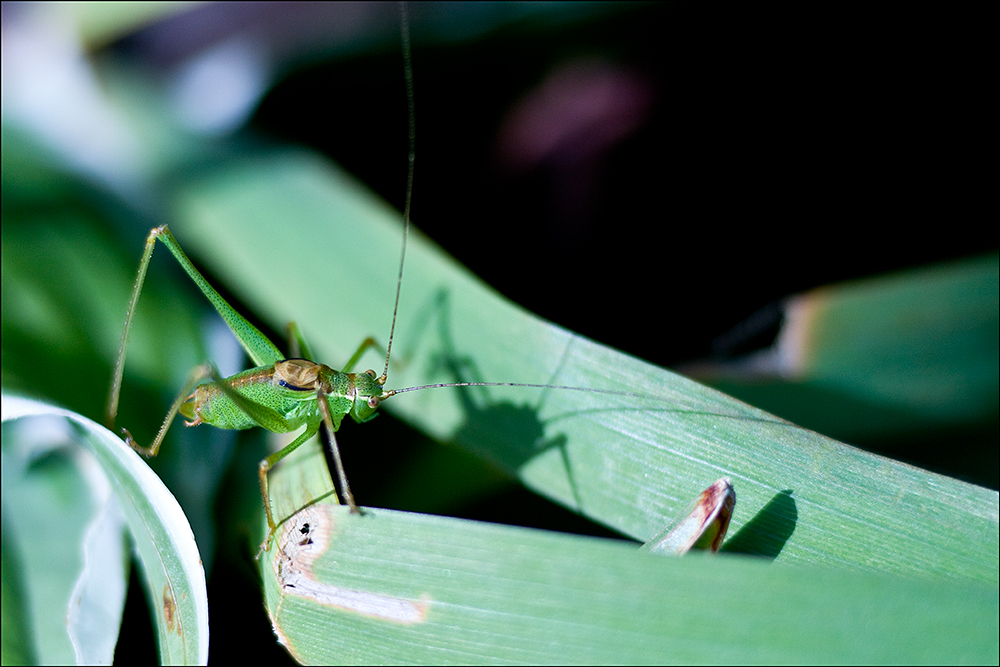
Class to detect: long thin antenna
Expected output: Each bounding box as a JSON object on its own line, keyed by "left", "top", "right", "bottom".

{"left": 380, "top": 1, "right": 415, "bottom": 386}
{"left": 384, "top": 381, "right": 685, "bottom": 407}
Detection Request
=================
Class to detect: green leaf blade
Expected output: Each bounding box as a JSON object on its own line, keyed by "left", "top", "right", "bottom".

{"left": 263, "top": 499, "right": 998, "bottom": 664}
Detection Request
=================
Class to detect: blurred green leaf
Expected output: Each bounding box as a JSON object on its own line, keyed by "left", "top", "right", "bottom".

{"left": 686, "top": 254, "right": 1000, "bottom": 447}
{"left": 1, "top": 516, "right": 37, "bottom": 665}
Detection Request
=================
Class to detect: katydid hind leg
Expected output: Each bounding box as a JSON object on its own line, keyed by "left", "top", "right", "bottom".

{"left": 153, "top": 226, "right": 283, "bottom": 368}
{"left": 108, "top": 225, "right": 285, "bottom": 441}
{"left": 106, "top": 226, "right": 160, "bottom": 429}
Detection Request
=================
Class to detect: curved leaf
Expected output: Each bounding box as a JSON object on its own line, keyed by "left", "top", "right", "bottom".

{"left": 2, "top": 394, "right": 209, "bottom": 665}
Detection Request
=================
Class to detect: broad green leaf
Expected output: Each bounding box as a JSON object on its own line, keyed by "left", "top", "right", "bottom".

{"left": 1, "top": 395, "right": 209, "bottom": 665}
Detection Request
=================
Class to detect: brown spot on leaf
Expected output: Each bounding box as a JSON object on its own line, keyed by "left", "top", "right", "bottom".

{"left": 163, "top": 585, "right": 176, "bottom": 634}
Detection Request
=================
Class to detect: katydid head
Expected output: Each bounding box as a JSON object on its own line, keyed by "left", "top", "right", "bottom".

{"left": 348, "top": 368, "right": 395, "bottom": 423}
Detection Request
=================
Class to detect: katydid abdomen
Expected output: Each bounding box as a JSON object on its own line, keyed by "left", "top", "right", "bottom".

{"left": 179, "top": 366, "right": 312, "bottom": 431}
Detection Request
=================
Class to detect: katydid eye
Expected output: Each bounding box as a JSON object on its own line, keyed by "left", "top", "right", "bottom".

{"left": 368, "top": 396, "right": 380, "bottom": 409}
{"left": 366, "top": 369, "right": 377, "bottom": 379}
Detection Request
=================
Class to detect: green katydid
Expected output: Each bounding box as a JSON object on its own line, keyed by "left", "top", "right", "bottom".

{"left": 103, "top": 7, "right": 733, "bottom": 556}
{"left": 101, "top": 8, "right": 581, "bottom": 553}
{"left": 102, "top": 218, "right": 627, "bottom": 553}
{"left": 103, "top": 8, "right": 424, "bottom": 552}
{"left": 104, "top": 222, "right": 384, "bottom": 550}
